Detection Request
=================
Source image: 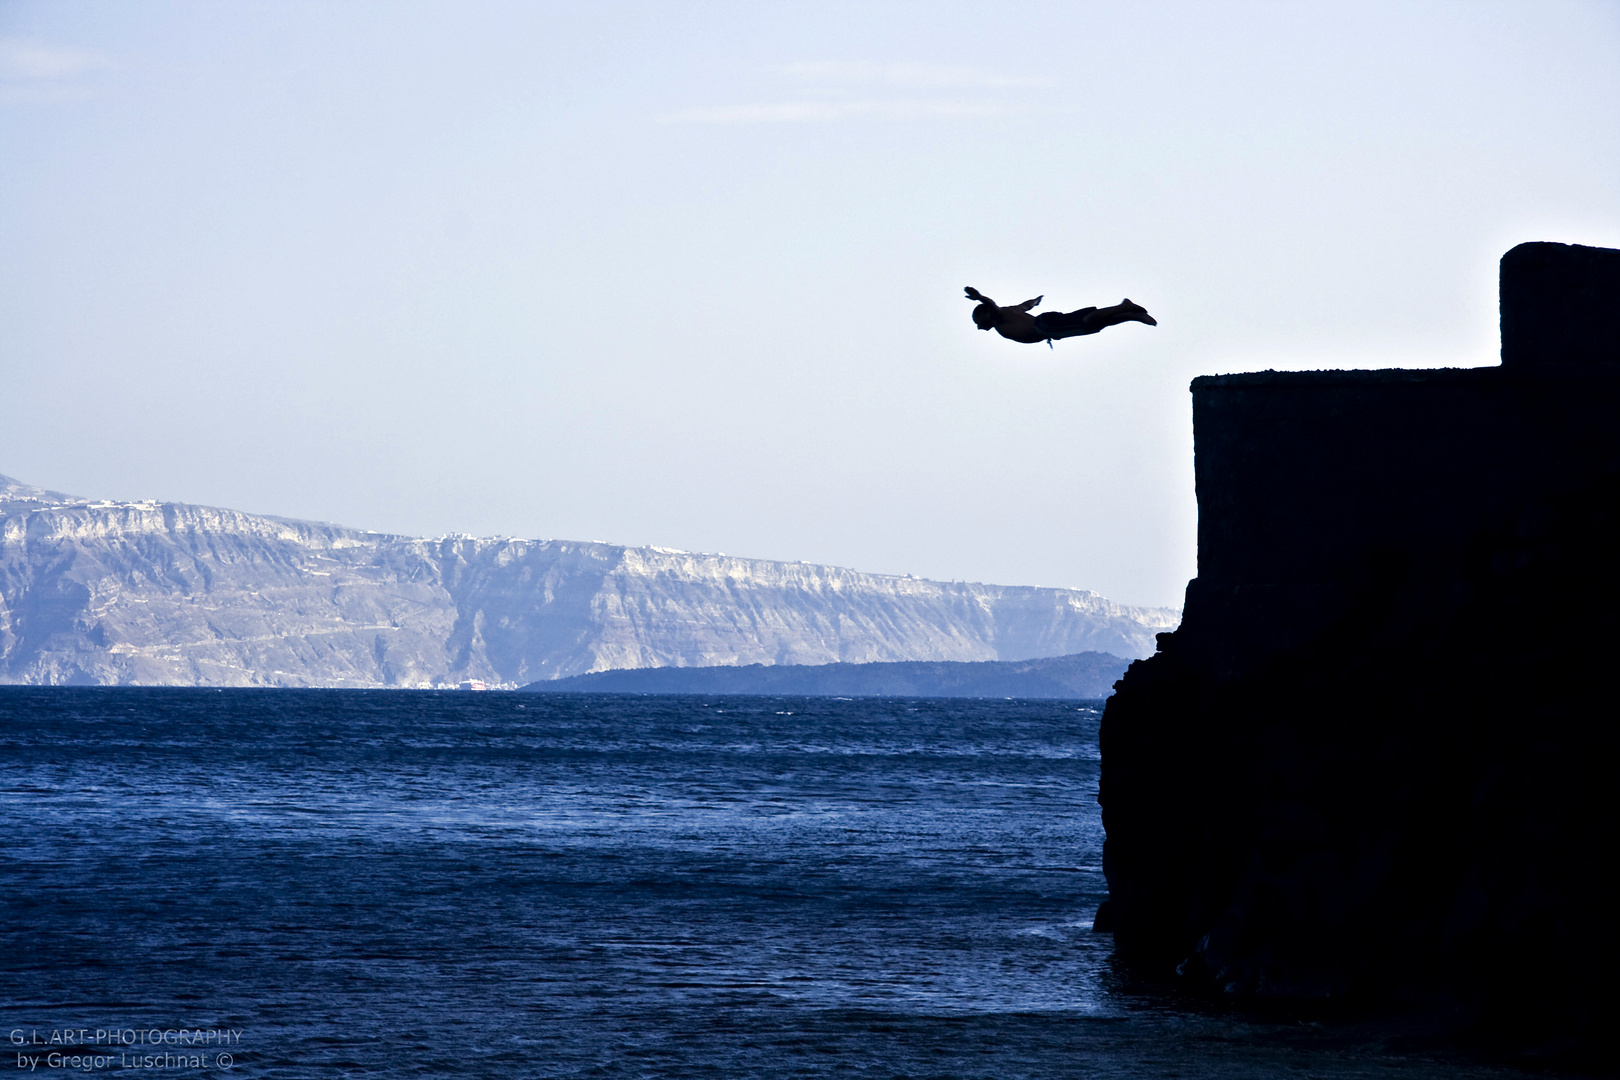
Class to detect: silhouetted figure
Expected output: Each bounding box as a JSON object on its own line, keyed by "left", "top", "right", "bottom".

{"left": 965, "top": 286, "right": 1156, "bottom": 346}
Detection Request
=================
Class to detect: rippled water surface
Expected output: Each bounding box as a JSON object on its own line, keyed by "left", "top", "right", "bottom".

{"left": 1, "top": 689, "right": 1550, "bottom": 1077}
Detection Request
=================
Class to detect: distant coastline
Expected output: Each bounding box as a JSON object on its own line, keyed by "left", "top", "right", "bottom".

{"left": 0, "top": 473, "right": 1177, "bottom": 688}
{"left": 520, "top": 651, "right": 1129, "bottom": 699}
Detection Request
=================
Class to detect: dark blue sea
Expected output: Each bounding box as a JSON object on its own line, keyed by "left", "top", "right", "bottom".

{"left": 1, "top": 689, "right": 1551, "bottom": 1078}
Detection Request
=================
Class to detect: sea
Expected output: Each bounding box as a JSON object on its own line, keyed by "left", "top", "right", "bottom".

{"left": 0, "top": 689, "right": 1558, "bottom": 1078}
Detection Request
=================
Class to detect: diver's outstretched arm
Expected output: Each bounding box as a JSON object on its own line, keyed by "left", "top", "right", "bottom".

{"left": 964, "top": 286, "right": 997, "bottom": 307}
{"left": 1014, "top": 295, "right": 1043, "bottom": 312}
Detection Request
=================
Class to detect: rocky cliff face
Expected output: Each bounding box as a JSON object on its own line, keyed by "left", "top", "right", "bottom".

{"left": 0, "top": 476, "right": 1177, "bottom": 687}
{"left": 1097, "top": 242, "right": 1620, "bottom": 1063}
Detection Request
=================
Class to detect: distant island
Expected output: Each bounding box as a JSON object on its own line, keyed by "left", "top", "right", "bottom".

{"left": 521, "top": 651, "right": 1128, "bottom": 699}
{"left": 0, "top": 474, "right": 1177, "bottom": 688}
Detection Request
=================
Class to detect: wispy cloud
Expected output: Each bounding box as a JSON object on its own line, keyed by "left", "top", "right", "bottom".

{"left": 661, "top": 59, "right": 1046, "bottom": 125}
{"left": 0, "top": 38, "right": 110, "bottom": 104}
{"left": 663, "top": 98, "right": 1020, "bottom": 125}
{"left": 778, "top": 61, "right": 1052, "bottom": 90}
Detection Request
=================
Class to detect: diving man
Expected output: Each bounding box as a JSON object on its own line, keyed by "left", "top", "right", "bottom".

{"left": 964, "top": 286, "right": 1156, "bottom": 345}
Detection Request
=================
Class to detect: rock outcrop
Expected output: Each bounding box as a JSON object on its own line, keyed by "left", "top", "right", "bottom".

{"left": 0, "top": 480, "right": 1177, "bottom": 687}
{"left": 1097, "top": 242, "right": 1620, "bottom": 1062}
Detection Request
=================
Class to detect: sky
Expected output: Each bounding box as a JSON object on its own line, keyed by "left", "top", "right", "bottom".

{"left": 2, "top": 1, "right": 1617, "bottom": 609}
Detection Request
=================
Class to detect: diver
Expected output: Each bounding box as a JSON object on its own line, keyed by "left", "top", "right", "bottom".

{"left": 964, "top": 286, "right": 1156, "bottom": 346}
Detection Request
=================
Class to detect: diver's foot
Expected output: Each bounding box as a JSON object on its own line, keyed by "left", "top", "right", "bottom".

{"left": 1121, "top": 299, "right": 1156, "bottom": 325}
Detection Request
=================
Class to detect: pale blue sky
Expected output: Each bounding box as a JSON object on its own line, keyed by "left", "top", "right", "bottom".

{"left": 3, "top": 1, "right": 1617, "bottom": 607}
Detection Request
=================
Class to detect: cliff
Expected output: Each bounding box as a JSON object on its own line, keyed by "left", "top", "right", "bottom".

{"left": 1097, "top": 242, "right": 1620, "bottom": 1061}
{"left": 521, "top": 650, "right": 1129, "bottom": 698}
{"left": 0, "top": 480, "right": 1177, "bottom": 687}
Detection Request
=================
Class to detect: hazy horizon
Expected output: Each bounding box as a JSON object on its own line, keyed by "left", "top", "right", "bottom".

{"left": 4, "top": 1, "right": 1617, "bottom": 608}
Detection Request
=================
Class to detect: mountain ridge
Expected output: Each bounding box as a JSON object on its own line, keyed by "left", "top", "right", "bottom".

{"left": 0, "top": 473, "right": 1179, "bottom": 687}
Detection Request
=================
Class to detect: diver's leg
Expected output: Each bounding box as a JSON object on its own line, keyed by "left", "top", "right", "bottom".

{"left": 1080, "top": 300, "right": 1156, "bottom": 331}
{"left": 1036, "top": 307, "right": 1100, "bottom": 339}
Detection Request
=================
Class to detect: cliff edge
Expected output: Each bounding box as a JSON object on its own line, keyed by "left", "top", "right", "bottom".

{"left": 1098, "top": 242, "right": 1620, "bottom": 1062}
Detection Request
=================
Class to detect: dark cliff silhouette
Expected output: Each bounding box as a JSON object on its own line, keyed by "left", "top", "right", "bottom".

{"left": 1097, "top": 242, "right": 1620, "bottom": 1064}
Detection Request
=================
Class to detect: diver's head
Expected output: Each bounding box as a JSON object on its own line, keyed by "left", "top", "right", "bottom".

{"left": 971, "top": 303, "right": 997, "bottom": 330}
